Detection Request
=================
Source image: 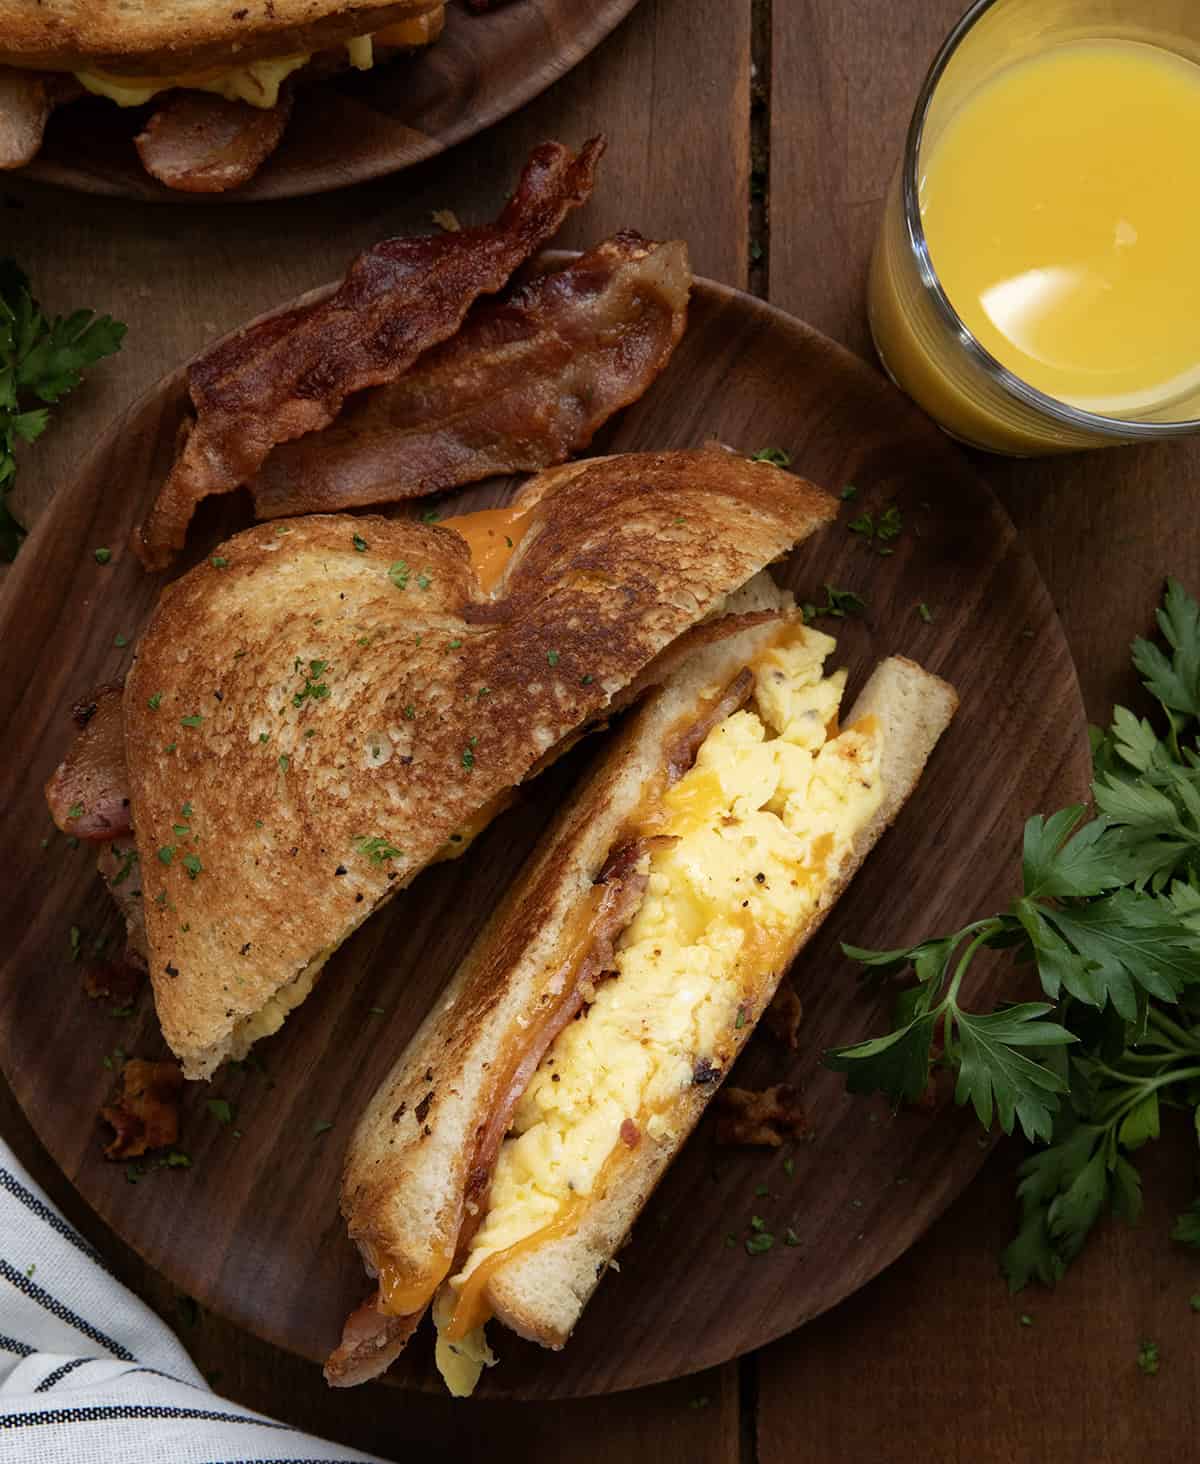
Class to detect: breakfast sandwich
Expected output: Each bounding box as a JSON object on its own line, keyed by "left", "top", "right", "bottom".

{"left": 45, "top": 448, "right": 840, "bottom": 1080}
{"left": 329, "top": 579, "right": 958, "bottom": 1392}
{"left": 0, "top": 1, "right": 447, "bottom": 190}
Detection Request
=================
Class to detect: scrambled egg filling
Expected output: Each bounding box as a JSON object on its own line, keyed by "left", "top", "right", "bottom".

{"left": 435, "top": 626, "right": 884, "bottom": 1384}
{"left": 73, "top": 22, "right": 429, "bottom": 110}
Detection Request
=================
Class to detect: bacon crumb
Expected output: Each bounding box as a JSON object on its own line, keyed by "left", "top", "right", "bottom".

{"left": 82, "top": 960, "right": 144, "bottom": 1005}
{"left": 100, "top": 1059, "right": 183, "bottom": 1160}
{"left": 714, "top": 1084, "right": 809, "bottom": 1148}
{"left": 764, "top": 981, "right": 803, "bottom": 1049}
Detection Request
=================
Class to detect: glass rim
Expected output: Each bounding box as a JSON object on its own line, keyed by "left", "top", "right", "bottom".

{"left": 901, "top": 0, "right": 1200, "bottom": 441}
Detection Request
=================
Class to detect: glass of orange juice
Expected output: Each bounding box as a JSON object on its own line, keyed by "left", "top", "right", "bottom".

{"left": 869, "top": 0, "right": 1200, "bottom": 454}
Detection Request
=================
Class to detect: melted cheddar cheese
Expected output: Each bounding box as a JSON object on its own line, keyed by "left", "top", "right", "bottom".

{"left": 433, "top": 624, "right": 885, "bottom": 1392}
{"left": 73, "top": 20, "right": 434, "bottom": 110}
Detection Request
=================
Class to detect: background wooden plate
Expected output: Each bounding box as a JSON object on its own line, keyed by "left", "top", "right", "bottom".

{"left": 20, "top": 0, "right": 641, "bottom": 202}
{"left": 0, "top": 274, "right": 1090, "bottom": 1399}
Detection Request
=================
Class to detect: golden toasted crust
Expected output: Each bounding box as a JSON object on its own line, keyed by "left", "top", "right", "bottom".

{"left": 0, "top": 1, "right": 439, "bottom": 75}
{"left": 339, "top": 576, "right": 792, "bottom": 1311}
{"left": 485, "top": 656, "right": 959, "bottom": 1347}
{"left": 124, "top": 449, "right": 837, "bottom": 1078}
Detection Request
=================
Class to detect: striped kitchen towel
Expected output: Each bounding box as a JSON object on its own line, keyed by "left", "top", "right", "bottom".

{"left": 0, "top": 1139, "right": 384, "bottom": 1463}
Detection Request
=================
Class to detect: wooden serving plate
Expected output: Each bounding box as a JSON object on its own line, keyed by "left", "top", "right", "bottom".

{"left": 0, "top": 274, "right": 1090, "bottom": 1398}
{"left": 21, "top": 0, "right": 641, "bottom": 201}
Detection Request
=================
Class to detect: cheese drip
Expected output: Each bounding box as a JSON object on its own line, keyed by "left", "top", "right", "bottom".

{"left": 434, "top": 624, "right": 884, "bottom": 1388}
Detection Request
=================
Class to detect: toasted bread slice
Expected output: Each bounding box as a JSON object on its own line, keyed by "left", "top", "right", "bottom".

{"left": 124, "top": 449, "right": 836, "bottom": 1079}
{"left": 0, "top": 1, "right": 440, "bottom": 76}
{"left": 335, "top": 595, "right": 956, "bottom": 1377}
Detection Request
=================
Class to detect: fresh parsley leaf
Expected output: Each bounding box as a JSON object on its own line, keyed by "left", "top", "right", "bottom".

{"left": 0, "top": 265, "right": 125, "bottom": 558}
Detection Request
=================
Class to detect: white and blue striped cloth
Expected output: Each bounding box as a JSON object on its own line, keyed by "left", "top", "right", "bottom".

{"left": 0, "top": 1140, "right": 384, "bottom": 1464}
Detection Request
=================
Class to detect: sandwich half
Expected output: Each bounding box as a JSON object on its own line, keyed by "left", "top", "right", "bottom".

{"left": 329, "top": 578, "right": 958, "bottom": 1391}
{"left": 46, "top": 448, "right": 837, "bottom": 1079}
{"left": 0, "top": 2, "right": 446, "bottom": 188}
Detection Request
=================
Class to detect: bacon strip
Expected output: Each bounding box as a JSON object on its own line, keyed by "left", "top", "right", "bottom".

{"left": 249, "top": 232, "right": 690, "bottom": 519}
{"left": 0, "top": 67, "right": 51, "bottom": 168}
{"left": 324, "top": 1294, "right": 423, "bottom": 1388}
{"left": 665, "top": 667, "right": 756, "bottom": 782}
{"left": 135, "top": 90, "right": 293, "bottom": 195}
{"left": 44, "top": 685, "right": 131, "bottom": 841}
{"left": 133, "top": 136, "right": 606, "bottom": 570}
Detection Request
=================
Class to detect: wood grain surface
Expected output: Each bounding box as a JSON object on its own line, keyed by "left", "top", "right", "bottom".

{"left": 21, "top": 0, "right": 643, "bottom": 202}
{"left": 0, "top": 269, "right": 1089, "bottom": 1398}
{"left": 1, "top": 0, "right": 1199, "bottom": 1458}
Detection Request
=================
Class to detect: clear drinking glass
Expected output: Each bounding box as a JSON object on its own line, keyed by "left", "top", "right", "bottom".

{"left": 868, "top": 0, "right": 1200, "bottom": 455}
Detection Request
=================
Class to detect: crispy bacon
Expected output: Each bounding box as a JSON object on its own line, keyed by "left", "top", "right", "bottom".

{"left": 249, "top": 232, "right": 690, "bottom": 519}
{"left": 714, "top": 1083, "right": 809, "bottom": 1148}
{"left": 100, "top": 1058, "right": 183, "bottom": 1159}
{"left": 82, "top": 959, "right": 144, "bottom": 1005}
{"left": 0, "top": 67, "right": 51, "bottom": 169}
{"left": 44, "top": 685, "right": 131, "bottom": 841}
{"left": 135, "top": 91, "right": 293, "bottom": 195}
{"left": 324, "top": 1292, "right": 423, "bottom": 1388}
{"left": 764, "top": 980, "right": 803, "bottom": 1049}
{"left": 666, "top": 667, "right": 755, "bottom": 783}
{"left": 134, "top": 137, "right": 606, "bottom": 570}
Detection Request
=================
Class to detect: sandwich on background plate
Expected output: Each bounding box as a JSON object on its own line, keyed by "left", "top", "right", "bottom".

{"left": 0, "top": 0, "right": 447, "bottom": 191}
{"left": 45, "top": 448, "right": 839, "bottom": 1081}
{"left": 328, "top": 572, "right": 958, "bottom": 1392}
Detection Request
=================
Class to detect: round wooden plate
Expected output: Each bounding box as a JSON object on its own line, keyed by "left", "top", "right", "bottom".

{"left": 0, "top": 274, "right": 1090, "bottom": 1399}
{"left": 21, "top": 0, "right": 641, "bottom": 202}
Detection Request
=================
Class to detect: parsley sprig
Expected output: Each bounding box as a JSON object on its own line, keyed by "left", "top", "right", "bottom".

{"left": 0, "top": 261, "right": 125, "bottom": 559}
{"left": 826, "top": 578, "right": 1200, "bottom": 1287}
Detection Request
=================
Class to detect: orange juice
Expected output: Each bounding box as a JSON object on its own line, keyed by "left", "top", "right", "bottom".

{"left": 870, "top": 35, "right": 1200, "bottom": 452}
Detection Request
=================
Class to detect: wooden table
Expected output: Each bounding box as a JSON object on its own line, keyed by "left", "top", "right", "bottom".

{"left": 3, "top": 1, "right": 1198, "bottom": 1458}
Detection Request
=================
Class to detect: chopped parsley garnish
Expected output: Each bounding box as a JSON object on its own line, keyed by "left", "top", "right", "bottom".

{"left": 93, "top": 546, "right": 111, "bottom": 564}
{"left": 848, "top": 504, "right": 903, "bottom": 555}
{"left": 388, "top": 559, "right": 411, "bottom": 589}
{"left": 420, "top": 509, "right": 440, "bottom": 523}
{"left": 182, "top": 854, "right": 202, "bottom": 880}
{"left": 352, "top": 534, "right": 368, "bottom": 553}
{"left": 417, "top": 571, "right": 432, "bottom": 590}
{"left": 114, "top": 633, "right": 129, "bottom": 648}
{"left": 917, "top": 601, "right": 934, "bottom": 623}
{"left": 403, "top": 704, "right": 415, "bottom": 720}
{"left": 68, "top": 925, "right": 81, "bottom": 961}
{"left": 447, "top": 638, "right": 462, "bottom": 651}
{"left": 784, "top": 1228, "right": 801, "bottom": 1247}
{"left": 211, "top": 555, "right": 228, "bottom": 569}
{"left": 163, "top": 742, "right": 176, "bottom": 754}
{"left": 278, "top": 754, "right": 290, "bottom": 771}
{"left": 312, "top": 1120, "right": 334, "bottom": 1137}
{"left": 353, "top": 835, "right": 402, "bottom": 864}
{"left": 802, "top": 584, "right": 867, "bottom": 623}
{"left": 292, "top": 658, "right": 330, "bottom": 707}
{"left": 750, "top": 447, "right": 791, "bottom": 467}
{"left": 783, "top": 1156, "right": 795, "bottom": 1178}
{"left": 180, "top": 714, "right": 203, "bottom": 728}
{"left": 206, "top": 1098, "right": 235, "bottom": 1126}
{"left": 66, "top": 802, "right": 82, "bottom": 820}
{"left": 147, "top": 692, "right": 163, "bottom": 710}
{"left": 547, "top": 649, "right": 560, "bottom": 667}
{"left": 157, "top": 846, "right": 175, "bottom": 865}
{"left": 1137, "top": 1340, "right": 1160, "bottom": 1376}
{"left": 839, "top": 484, "right": 858, "bottom": 501}
{"left": 462, "top": 745, "right": 475, "bottom": 771}
{"left": 259, "top": 732, "right": 270, "bottom": 744}
{"left": 368, "top": 1006, "right": 386, "bottom": 1016}
{"left": 580, "top": 674, "right": 594, "bottom": 686}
